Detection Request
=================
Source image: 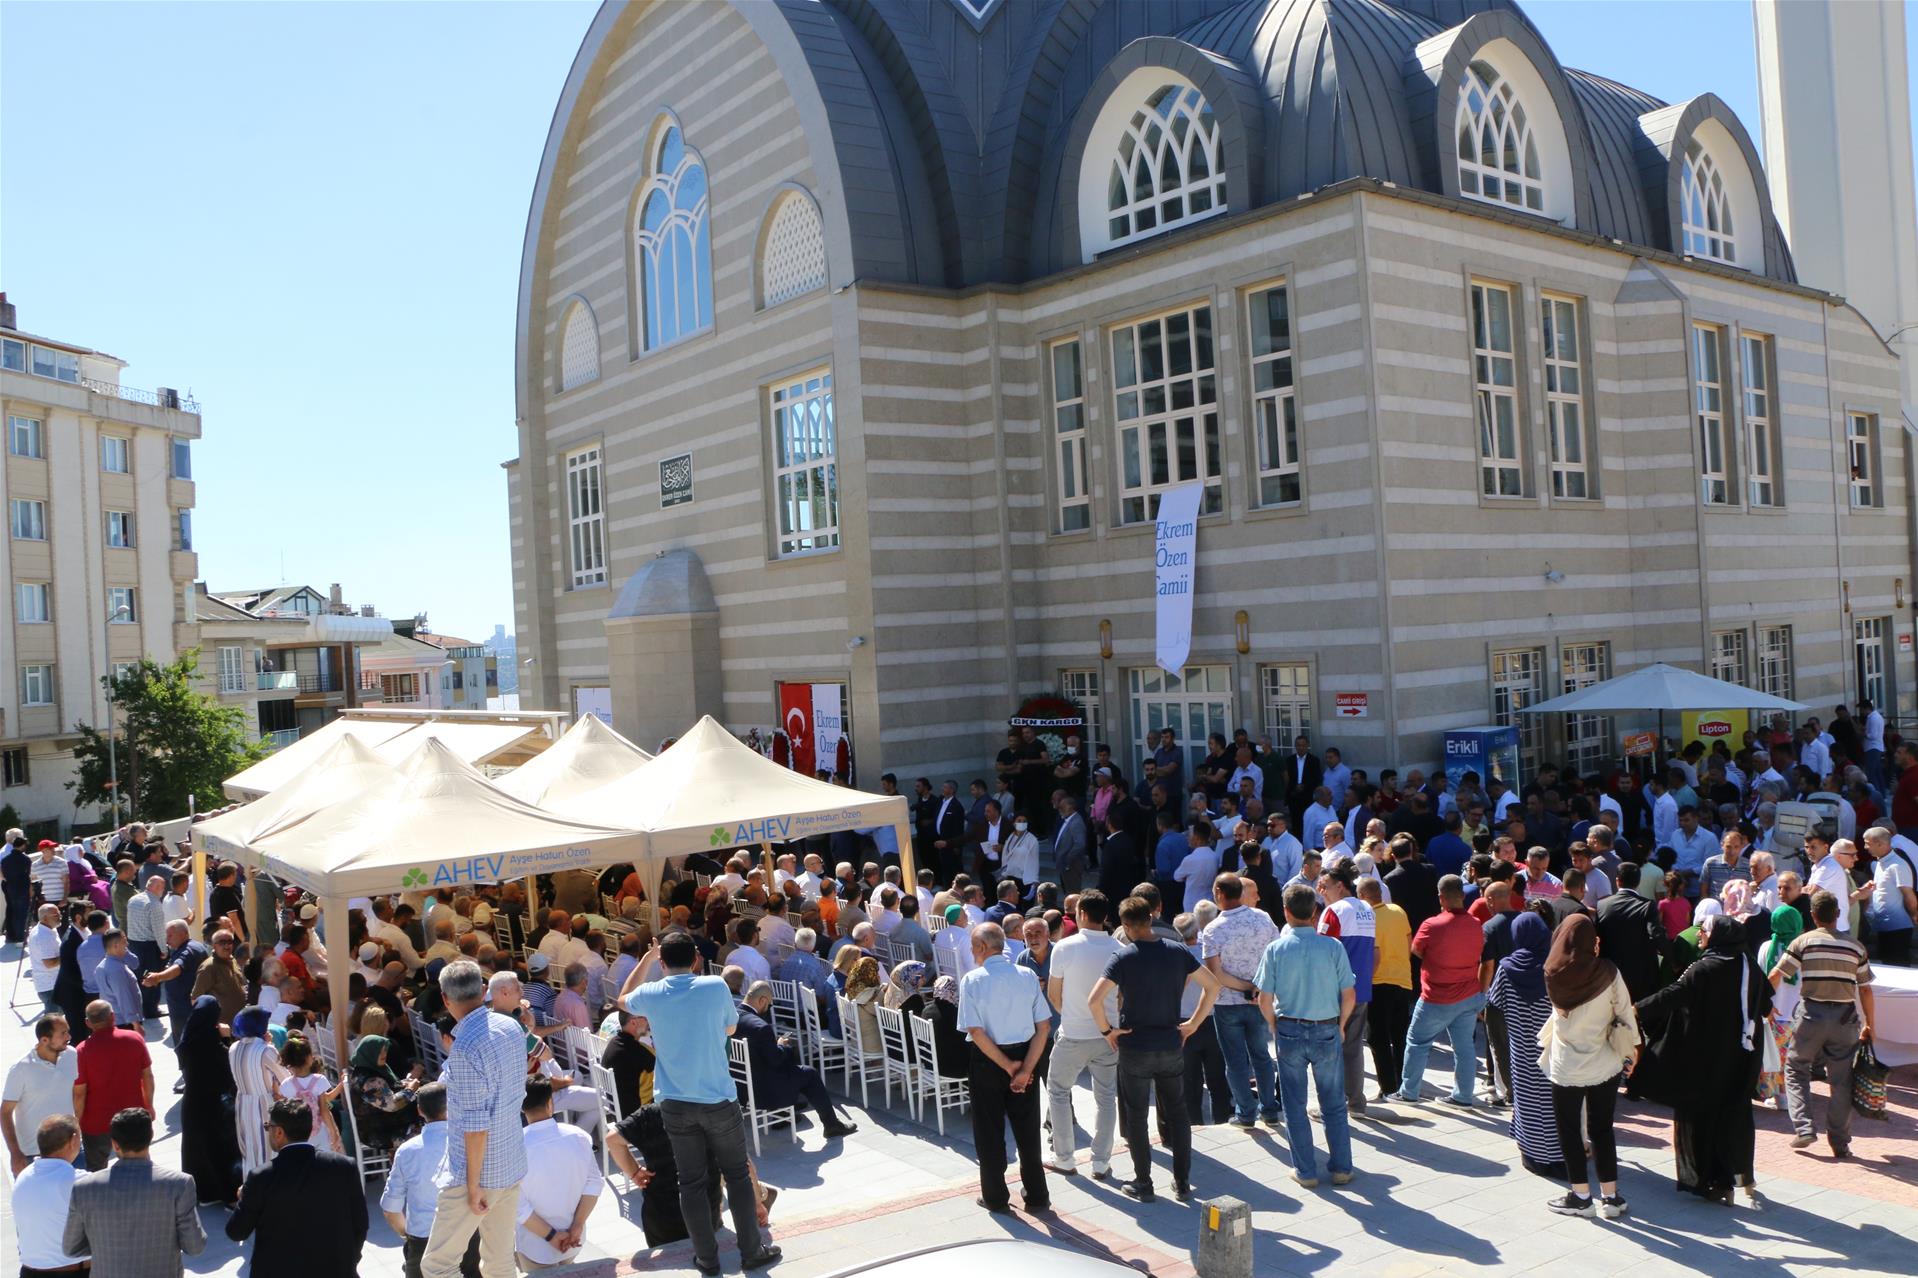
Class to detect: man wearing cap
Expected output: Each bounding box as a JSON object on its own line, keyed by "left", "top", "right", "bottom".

{"left": 934, "top": 904, "right": 974, "bottom": 976}
{"left": 28, "top": 841, "right": 69, "bottom": 912}
{"left": 522, "top": 953, "right": 559, "bottom": 1023}
{"left": 191, "top": 930, "right": 247, "bottom": 1021}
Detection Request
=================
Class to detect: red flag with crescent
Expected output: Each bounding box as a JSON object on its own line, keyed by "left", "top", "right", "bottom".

{"left": 779, "top": 683, "right": 814, "bottom": 775}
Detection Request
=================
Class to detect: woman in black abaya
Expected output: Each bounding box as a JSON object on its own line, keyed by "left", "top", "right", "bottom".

{"left": 176, "top": 995, "right": 243, "bottom": 1207}
{"left": 1631, "top": 913, "right": 1771, "bottom": 1205}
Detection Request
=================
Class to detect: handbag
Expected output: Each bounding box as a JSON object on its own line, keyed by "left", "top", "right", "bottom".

{"left": 1852, "top": 1040, "right": 1890, "bottom": 1119}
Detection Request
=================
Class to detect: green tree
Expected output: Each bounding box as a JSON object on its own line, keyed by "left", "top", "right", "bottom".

{"left": 69, "top": 650, "right": 267, "bottom": 821}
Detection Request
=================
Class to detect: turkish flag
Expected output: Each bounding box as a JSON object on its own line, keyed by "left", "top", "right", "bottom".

{"left": 779, "top": 683, "right": 815, "bottom": 775}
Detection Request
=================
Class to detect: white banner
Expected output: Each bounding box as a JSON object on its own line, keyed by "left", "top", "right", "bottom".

{"left": 1153, "top": 482, "right": 1203, "bottom": 674}
{"left": 813, "top": 683, "right": 844, "bottom": 774}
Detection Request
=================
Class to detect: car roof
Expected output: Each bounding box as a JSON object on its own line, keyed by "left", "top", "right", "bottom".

{"left": 816, "top": 1240, "right": 1142, "bottom": 1278}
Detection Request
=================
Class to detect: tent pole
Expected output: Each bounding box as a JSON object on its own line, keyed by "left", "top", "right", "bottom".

{"left": 525, "top": 874, "right": 540, "bottom": 920}
{"left": 321, "top": 895, "right": 353, "bottom": 1075}
{"left": 896, "top": 820, "right": 916, "bottom": 887}
{"left": 189, "top": 845, "right": 208, "bottom": 935}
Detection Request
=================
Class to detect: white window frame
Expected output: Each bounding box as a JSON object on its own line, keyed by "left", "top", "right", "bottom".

{"left": 1059, "top": 669, "right": 1104, "bottom": 750}
{"left": 1247, "top": 282, "right": 1301, "bottom": 507}
{"left": 1103, "top": 82, "right": 1226, "bottom": 251}
{"left": 1128, "top": 665, "right": 1234, "bottom": 782}
{"left": 9, "top": 499, "right": 45, "bottom": 542}
{"left": 1260, "top": 662, "right": 1313, "bottom": 748}
{"left": 633, "top": 123, "right": 713, "bottom": 352}
{"left": 1472, "top": 281, "right": 1524, "bottom": 497}
{"left": 1491, "top": 647, "right": 1545, "bottom": 777}
{"left": 1048, "top": 339, "right": 1090, "bottom": 533}
{"left": 564, "top": 447, "right": 607, "bottom": 588}
{"left": 111, "top": 662, "right": 137, "bottom": 685}
{"left": 1110, "top": 303, "right": 1221, "bottom": 525}
{"left": 1855, "top": 617, "right": 1887, "bottom": 707}
{"left": 218, "top": 645, "right": 247, "bottom": 694}
{"left": 1710, "top": 628, "right": 1749, "bottom": 687}
{"left": 101, "top": 435, "right": 131, "bottom": 474}
{"left": 1456, "top": 60, "right": 1545, "bottom": 213}
{"left": 1, "top": 747, "right": 27, "bottom": 788}
{"left": 1741, "top": 333, "right": 1778, "bottom": 507}
{"left": 8, "top": 414, "right": 42, "bottom": 459}
{"left": 1560, "top": 642, "right": 1611, "bottom": 777}
{"left": 1756, "top": 625, "right": 1794, "bottom": 701}
{"left": 1681, "top": 141, "right": 1737, "bottom": 264}
{"left": 108, "top": 587, "right": 138, "bottom": 622}
{"left": 1541, "top": 293, "right": 1590, "bottom": 499}
{"left": 20, "top": 665, "right": 53, "bottom": 707}
{"left": 1847, "top": 412, "right": 1878, "bottom": 508}
{"left": 106, "top": 510, "right": 135, "bottom": 549}
{"left": 770, "top": 369, "right": 839, "bottom": 557}
{"left": 1694, "top": 324, "right": 1731, "bottom": 504}
{"left": 15, "top": 582, "right": 49, "bottom": 624}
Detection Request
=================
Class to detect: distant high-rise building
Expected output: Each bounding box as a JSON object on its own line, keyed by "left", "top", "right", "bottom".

{"left": 485, "top": 625, "right": 518, "bottom": 694}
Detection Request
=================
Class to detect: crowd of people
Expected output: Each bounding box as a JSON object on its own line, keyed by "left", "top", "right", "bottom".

{"left": 1, "top": 698, "right": 1911, "bottom": 1273}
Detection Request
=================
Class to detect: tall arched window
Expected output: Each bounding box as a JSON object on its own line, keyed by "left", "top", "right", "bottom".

{"left": 558, "top": 300, "right": 599, "bottom": 391}
{"left": 1104, "top": 83, "right": 1225, "bottom": 249}
{"left": 633, "top": 123, "right": 712, "bottom": 350}
{"left": 1681, "top": 140, "right": 1735, "bottom": 264}
{"left": 1456, "top": 60, "right": 1544, "bottom": 213}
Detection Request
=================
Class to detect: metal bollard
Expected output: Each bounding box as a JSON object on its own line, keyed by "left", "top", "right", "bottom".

{"left": 1196, "top": 1195, "right": 1252, "bottom": 1278}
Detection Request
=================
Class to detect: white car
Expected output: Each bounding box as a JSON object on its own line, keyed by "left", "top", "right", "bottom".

{"left": 820, "top": 1240, "right": 1145, "bottom": 1278}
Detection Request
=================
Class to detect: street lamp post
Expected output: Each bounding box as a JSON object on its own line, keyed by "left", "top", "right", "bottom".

{"left": 104, "top": 602, "right": 130, "bottom": 828}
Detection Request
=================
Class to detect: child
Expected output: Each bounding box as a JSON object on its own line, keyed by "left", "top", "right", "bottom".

{"left": 277, "top": 1036, "right": 344, "bottom": 1154}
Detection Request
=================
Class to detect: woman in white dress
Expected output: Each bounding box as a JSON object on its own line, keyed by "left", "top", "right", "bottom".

{"left": 228, "top": 1006, "right": 289, "bottom": 1175}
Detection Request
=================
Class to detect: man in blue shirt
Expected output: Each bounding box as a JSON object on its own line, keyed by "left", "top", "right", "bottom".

{"left": 1670, "top": 807, "right": 1720, "bottom": 883}
{"left": 75, "top": 912, "right": 114, "bottom": 998}
{"left": 1425, "top": 812, "right": 1473, "bottom": 879}
{"left": 957, "top": 922, "right": 1053, "bottom": 1215}
{"left": 1254, "top": 884, "right": 1357, "bottom": 1189}
{"left": 1152, "top": 811, "right": 1187, "bottom": 918}
{"left": 380, "top": 1082, "right": 481, "bottom": 1278}
{"left": 93, "top": 930, "right": 144, "bottom": 1030}
{"left": 622, "top": 935, "right": 777, "bottom": 1274}
{"left": 773, "top": 927, "right": 840, "bottom": 1034}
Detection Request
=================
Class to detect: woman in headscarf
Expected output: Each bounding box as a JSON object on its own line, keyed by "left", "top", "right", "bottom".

{"left": 1632, "top": 914, "right": 1771, "bottom": 1205}
{"left": 54, "top": 900, "right": 92, "bottom": 1043}
{"left": 348, "top": 1034, "right": 420, "bottom": 1151}
{"left": 1488, "top": 912, "right": 1563, "bottom": 1177}
{"left": 229, "top": 1005, "right": 288, "bottom": 1176}
{"left": 843, "top": 954, "right": 884, "bottom": 1051}
{"left": 175, "top": 995, "right": 244, "bottom": 1206}
{"left": 68, "top": 857, "right": 112, "bottom": 913}
{"left": 1663, "top": 898, "right": 1723, "bottom": 983}
{"left": 1719, "top": 878, "right": 1752, "bottom": 922}
{"left": 924, "top": 975, "right": 971, "bottom": 1076}
{"left": 1755, "top": 903, "right": 1804, "bottom": 1110}
{"left": 1539, "top": 914, "right": 1638, "bottom": 1219}
{"left": 881, "top": 959, "right": 929, "bottom": 1013}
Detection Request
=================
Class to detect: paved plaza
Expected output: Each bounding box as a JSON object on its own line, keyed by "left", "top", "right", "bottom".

{"left": 5, "top": 951, "right": 1914, "bottom": 1278}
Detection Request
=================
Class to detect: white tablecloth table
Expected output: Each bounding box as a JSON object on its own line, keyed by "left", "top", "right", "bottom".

{"left": 1870, "top": 962, "right": 1918, "bottom": 1066}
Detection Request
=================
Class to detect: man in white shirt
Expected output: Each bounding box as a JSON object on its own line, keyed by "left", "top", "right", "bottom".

{"left": 1649, "top": 776, "right": 1680, "bottom": 852}
{"left": 932, "top": 905, "right": 974, "bottom": 976}
{"left": 1320, "top": 822, "right": 1353, "bottom": 866}
{"left": 26, "top": 903, "right": 62, "bottom": 1011}
{"left": 1044, "top": 893, "right": 1123, "bottom": 1178}
{"left": 961, "top": 885, "right": 989, "bottom": 928}
{"left": 796, "top": 854, "right": 825, "bottom": 900}
{"left": 1863, "top": 702, "right": 1888, "bottom": 787}
{"left": 1322, "top": 748, "right": 1353, "bottom": 810}
{"left": 12, "top": 1113, "right": 88, "bottom": 1272}
{"left": 368, "top": 900, "right": 426, "bottom": 972}
{"left": 4, "top": 1011, "right": 79, "bottom": 1177}
{"left": 1301, "top": 788, "right": 1338, "bottom": 851}
{"left": 1799, "top": 727, "right": 1832, "bottom": 787}
{"left": 1490, "top": 779, "right": 1522, "bottom": 823}
{"left": 1175, "top": 828, "right": 1222, "bottom": 915}
{"left": 757, "top": 895, "right": 797, "bottom": 956}
{"left": 1805, "top": 834, "right": 1855, "bottom": 934}
{"left": 513, "top": 1077, "right": 604, "bottom": 1269}
{"left": 870, "top": 887, "right": 905, "bottom": 936}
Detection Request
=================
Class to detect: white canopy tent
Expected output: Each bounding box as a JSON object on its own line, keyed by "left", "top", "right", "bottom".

{"left": 494, "top": 713, "right": 652, "bottom": 807}
{"left": 220, "top": 716, "right": 417, "bottom": 799}
{"left": 221, "top": 711, "right": 556, "bottom": 800}
{"left": 1520, "top": 662, "right": 1810, "bottom": 714}
{"left": 556, "top": 714, "right": 916, "bottom": 893}
{"left": 225, "top": 736, "right": 649, "bottom": 1066}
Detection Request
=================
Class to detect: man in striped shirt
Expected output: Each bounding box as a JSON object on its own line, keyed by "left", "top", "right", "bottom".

{"left": 1768, "top": 890, "right": 1875, "bottom": 1158}
{"left": 28, "top": 842, "right": 67, "bottom": 909}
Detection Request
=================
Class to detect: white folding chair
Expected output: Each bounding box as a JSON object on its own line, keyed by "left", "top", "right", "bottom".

{"left": 925, "top": 914, "right": 947, "bottom": 933}
{"left": 798, "top": 985, "right": 844, "bottom": 1084}
{"left": 769, "top": 980, "right": 802, "bottom": 1045}
{"left": 932, "top": 946, "right": 961, "bottom": 982}
{"left": 408, "top": 1010, "right": 443, "bottom": 1074}
{"left": 873, "top": 1005, "right": 919, "bottom": 1120}
{"left": 835, "top": 994, "right": 885, "bottom": 1107}
{"left": 728, "top": 1037, "right": 797, "bottom": 1156}
{"left": 908, "top": 1013, "right": 970, "bottom": 1136}
{"left": 312, "top": 1018, "right": 340, "bottom": 1073}
{"left": 585, "top": 1042, "right": 625, "bottom": 1179}
{"left": 342, "top": 1089, "right": 392, "bottom": 1188}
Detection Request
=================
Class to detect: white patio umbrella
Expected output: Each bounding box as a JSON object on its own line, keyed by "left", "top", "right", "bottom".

{"left": 1519, "top": 662, "right": 1808, "bottom": 714}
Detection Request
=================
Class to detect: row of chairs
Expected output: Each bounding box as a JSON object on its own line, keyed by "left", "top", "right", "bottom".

{"left": 759, "top": 981, "right": 970, "bottom": 1140}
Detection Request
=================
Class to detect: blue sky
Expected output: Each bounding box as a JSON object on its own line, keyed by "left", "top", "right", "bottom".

{"left": 1, "top": 1, "right": 1909, "bottom": 641}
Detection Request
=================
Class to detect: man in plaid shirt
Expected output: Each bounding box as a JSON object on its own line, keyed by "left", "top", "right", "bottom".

{"left": 422, "top": 959, "right": 527, "bottom": 1278}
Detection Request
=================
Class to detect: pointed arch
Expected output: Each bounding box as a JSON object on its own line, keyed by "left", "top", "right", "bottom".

{"left": 629, "top": 112, "right": 714, "bottom": 353}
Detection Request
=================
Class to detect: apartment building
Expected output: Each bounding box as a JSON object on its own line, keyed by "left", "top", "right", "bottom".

{"left": 0, "top": 294, "right": 201, "bottom": 827}
{"left": 412, "top": 629, "right": 499, "bottom": 710}
{"left": 204, "top": 582, "right": 396, "bottom": 747}
{"left": 507, "top": 0, "right": 1912, "bottom": 785}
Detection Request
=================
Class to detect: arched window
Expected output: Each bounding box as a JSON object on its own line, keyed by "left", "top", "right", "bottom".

{"left": 759, "top": 191, "right": 827, "bottom": 308}
{"left": 558, "top": 300, "right": 599, "bottom": 391}
{"left": 633, "top": 123, "right": 713, "bottom": 350}
{"left": 1104, "top": 83, "right": 1225, "bottom": 249}
{"left": 1456, "top": 60, "right": 1543, "bottom": 212}
{"left": 1681, "top": 140, "right": 1736, "bottom": 264}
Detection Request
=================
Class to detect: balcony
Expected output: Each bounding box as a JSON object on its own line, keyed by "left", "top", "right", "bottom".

{"left": 261, "top": 728, "right": 300, "bottom": 752}
{"left": 258, "top": 670, "right": 342, "bottom": 693}
{"left": 382, "top": 693, "right": 422, "bottom": 704}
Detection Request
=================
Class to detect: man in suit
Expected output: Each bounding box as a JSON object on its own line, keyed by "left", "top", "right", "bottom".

{"left": 226, "top": 1095, "right": 368, "bottom": 1277}
{"left": 911, "top": 777, "right": 939, "bottom": 873}
{"left": 931, "top": 781, "right": 969, "bottom": 886}
{"left": 1052, "top": 793, "right": 1090, "bottom": 894}
{"left": 62, "top": 1107, "right": 206, "bottom": 1277}
{"left": 1283, "top": 736, "right": 1324, "bottom": 828}
{"left": 737, "top": 981, "right": 858, "bottom": 1136}
{"left": 1592, "top": 862, "right": 1667, "bottom": 1001}
{"left": 1096, "top": 809, "right": 1139, "bottom": 898}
